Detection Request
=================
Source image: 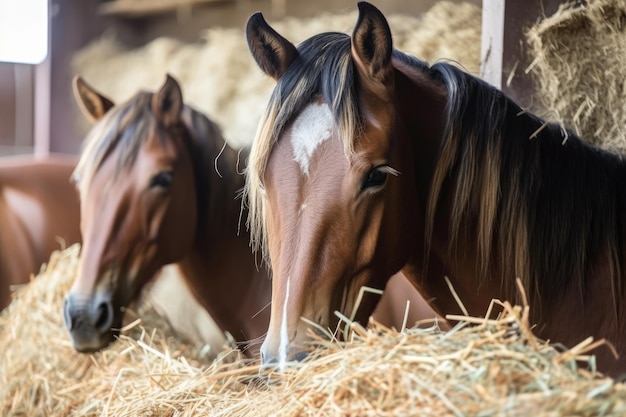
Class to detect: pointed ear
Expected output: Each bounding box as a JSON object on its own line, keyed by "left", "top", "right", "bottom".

{"left": 72, "top": 75, "right": 115, "bottom": 123}
{"left": 152, "top": 74, "right": 183, "bottom": 128}
{"left": 351, "top": 2, "right": 394, "bottom": 85}
{"left": 246, "top": 12, "right": 298, "bottom": 80}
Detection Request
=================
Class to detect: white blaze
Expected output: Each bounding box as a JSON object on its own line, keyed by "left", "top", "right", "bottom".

{"left": 290, "top": 102, "right": 333, "bottom": 175}
{"left": 278, "top": 275, "right": 291, "bottom": 371}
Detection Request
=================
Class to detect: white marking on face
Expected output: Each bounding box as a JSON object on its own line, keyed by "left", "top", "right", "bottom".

{"left": 291, "top": 102, "right": 333, "bottom": 175}
{"left": 278, "top": 275, "right": 291, "bottom": 371}
{"left": 300, "top": 203, "right": 307, "bottom": 212}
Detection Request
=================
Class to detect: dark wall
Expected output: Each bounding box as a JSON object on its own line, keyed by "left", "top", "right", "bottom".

{"left": 49, "top": 0, "right": 122, "bottom": 154}
{"left": 0, "top": 64, "right": 18, "bottom": 149}
{"left": 501, "top": 0, "right": 568, "bottom": 108}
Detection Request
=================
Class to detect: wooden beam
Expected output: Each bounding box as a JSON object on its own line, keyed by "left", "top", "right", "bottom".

{"left": 480, "top": 0, "right": 505, "bottom": 89}
{"left": 480, "top": 0, "right": 565, "bottom": 107}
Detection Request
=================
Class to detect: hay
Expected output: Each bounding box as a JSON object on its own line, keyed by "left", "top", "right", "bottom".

{"left": 526, "top": 0, "right": 626, "bottom": 152}
{"left": 0, "top": 245, "right": 220, "bottom": 416}
{"left": 71, "top": 1, "right": 482, "bottom": 149}
{"left": 2, "top": 246, "right": 626, "bottom": 416}
{"left": 7, "top": 3, "right": 626, "bottom": 415}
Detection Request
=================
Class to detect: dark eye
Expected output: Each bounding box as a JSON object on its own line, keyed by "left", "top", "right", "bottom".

{"left": 150, "top": 171, "right": 173, "bottom": 189}
{"left": 362, "top": 166, "right": 388, "bottom": 190}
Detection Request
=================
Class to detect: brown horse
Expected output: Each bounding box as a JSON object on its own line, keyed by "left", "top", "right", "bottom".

{"left": 63, "top": 74, "right": 439, "bottom": 356}
{"left": 63, "top": 75, "right": 272, "bottom": 355}
{"left": 0, "top": 155, "right": 81, "bottom": 309}
{"left": 245, "top": 2, "right": 626, "bottom": 375}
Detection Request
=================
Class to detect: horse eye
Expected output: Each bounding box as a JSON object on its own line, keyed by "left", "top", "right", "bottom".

{"left": 150, "top": 171, "right": 173, "bottom": 189}
{"left": 362, "top": 167, "right": 388, "bottom": 190}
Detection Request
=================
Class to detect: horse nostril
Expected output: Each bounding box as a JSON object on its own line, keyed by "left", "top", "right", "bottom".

{"left": 260, "top": 345, "right": 278, "bottom": 368}
{"left": 94, "top": 300, "right": 114, "bottom": 332}
{"left": 292, "top": 350, "right": 308, "bottom": 362}
{"left": 63, "top": 297, "right": 74, "bottom": 331}
{"left": 261, "top": 356, "right": 278, "bottom": 370}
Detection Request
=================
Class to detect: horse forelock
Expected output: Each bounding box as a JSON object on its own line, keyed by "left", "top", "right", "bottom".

{"left": 74, "top": 90, "right": 225, "bottom": 195}
{"left": 245, "top": 32, "right": 363, "bottom": 264}
{"left": 74, "top": 92, "right": 158, "bottom": 195}
{"left": 423, "top": 61, "right": 625, "bottom": 314}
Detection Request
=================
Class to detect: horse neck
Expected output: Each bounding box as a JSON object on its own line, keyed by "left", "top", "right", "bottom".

{"left": 398, "top": 61, "right": 626, "bottom": 321}
{"left": 177, "top": 233, "right": 270, "bottom": 352}
{"left": 0, "top": 158, "right": 81, "bottom": 307}
{"left": 392, "top": 62, "right": 504, "bottom": 317}
{"left": 0, "top": 192, "right": 32, "bottom": 308}
{"left": 392, "top": 60, "right": 445, "bottom": 200}
{"left": 178, "top": 132, "right": 270, "bottom": 350}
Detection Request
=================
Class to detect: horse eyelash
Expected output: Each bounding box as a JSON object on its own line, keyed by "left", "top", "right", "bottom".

{"left": 377, "top": 165, "right": 401, "bottom": 176}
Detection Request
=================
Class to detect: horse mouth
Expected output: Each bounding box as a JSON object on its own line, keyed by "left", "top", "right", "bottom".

{"left": 63, "top": 294, "right": 123, "bottom": 353}
{"left": 68, "top": 327, "right": 119, "bottom": 353}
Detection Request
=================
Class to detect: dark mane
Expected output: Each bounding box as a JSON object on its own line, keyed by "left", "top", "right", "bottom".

{"left": 420, "top": 58, "right": 626, "bottom": 314}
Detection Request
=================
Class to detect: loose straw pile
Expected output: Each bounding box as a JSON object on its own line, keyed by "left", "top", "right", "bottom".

{"left": 2, "top": 245, "right": 625, "bottom": 416}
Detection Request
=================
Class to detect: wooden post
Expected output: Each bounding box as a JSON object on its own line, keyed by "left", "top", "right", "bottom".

{"left": 480, "top": 0, "right": 505, "bottom": 89}
{"left": 34, "top": 17, "right": 51, "bottom": 158}
{"left": 480, "top": 0, "right": 564, "bottom": 107}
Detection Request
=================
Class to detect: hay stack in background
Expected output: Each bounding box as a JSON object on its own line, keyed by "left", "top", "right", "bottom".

{"left": 2, "top": 246, "right": 626, "bottom": 416}
{"left": 72, "top": 1, "right": 482, "bottom": 149}
{"left": 527, "top": 0, "right": 626, "bottom": 152}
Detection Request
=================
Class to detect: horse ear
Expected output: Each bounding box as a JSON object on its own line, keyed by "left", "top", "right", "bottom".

{"left": 152, "top": 74, "right": 183, "bottom": 128}
{"left": 72, "top": 76, "right": 115, "bottom": 123}
{"left": 246, "top": 12, "right": 298, "bottom": 80}
{"left": 351, "top": 2, "right": 394, "bottom": 85}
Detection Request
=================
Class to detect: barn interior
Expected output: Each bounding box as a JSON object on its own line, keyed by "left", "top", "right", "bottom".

{"left": 2, "top": 0, "right": 626, "bottom": 415}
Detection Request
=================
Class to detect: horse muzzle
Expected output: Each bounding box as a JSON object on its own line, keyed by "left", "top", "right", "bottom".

{"left": 63, "top": 292, "right": 117, "bottom": 352}
{"left": 259, "top": 336, "right": 311, "bottom": 371}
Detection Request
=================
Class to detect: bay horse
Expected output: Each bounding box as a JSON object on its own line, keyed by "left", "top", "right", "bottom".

{"left": 63, "top": 74, "right": 272, "bottom": 355}
{"left": 63, "top": 74, "right": 435, "bottom": 355}
{"left": 245, "top": 2, "right": 626, "bottom": 375}
{"left": 0, "top": 155, "right": 81, "bottom": 310}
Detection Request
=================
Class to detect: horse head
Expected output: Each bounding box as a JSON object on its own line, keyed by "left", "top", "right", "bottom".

{"left": 246, "top": 3, "right": 442, "bottom": 368}
{"left": 64, "top": 75, "right": 199, "bottom": 352}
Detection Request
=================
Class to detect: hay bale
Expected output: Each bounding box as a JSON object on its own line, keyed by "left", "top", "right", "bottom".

{"left": 71, "top": 1, "right": 482, "bottom": 149}
{"left": 526, "top": 0, "right": 626, "bottom": 152}
{"left": 2, "top": 246, "right": 626, "bottom": 416}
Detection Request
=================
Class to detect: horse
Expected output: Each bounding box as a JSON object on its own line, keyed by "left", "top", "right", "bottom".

{"left": 244, "top": 2, "right": 626, "bottom": 375}
{"left": 0, "top": 155, "right": 81, "bottom": 310}
{"left": 63, "top": 74, "right": 272, "bottom": 355}
{"left": 63, "top": 74, "right": 437, "bottom": 355}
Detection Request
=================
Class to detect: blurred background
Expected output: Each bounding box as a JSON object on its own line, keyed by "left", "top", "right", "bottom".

{"left": 0, "top": 0, "right": 480, "bottom": 155}
{"left": 1, "top": 0, "right": 569, "bottom": 157}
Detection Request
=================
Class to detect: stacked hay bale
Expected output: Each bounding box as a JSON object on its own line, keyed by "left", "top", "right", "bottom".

{"left": 526, "top": 0, "right": 626, "bottom": 152}
{"left": 2, "top": 246, "right": 625, "bottom": 416}
{"left": 71, "top": 1, "right": 482, "bottom": 149}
